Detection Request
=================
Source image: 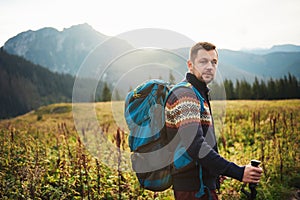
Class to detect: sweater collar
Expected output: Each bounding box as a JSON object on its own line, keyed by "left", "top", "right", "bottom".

{"left": 185, "top": 72, "right": 210, "bottom": 95}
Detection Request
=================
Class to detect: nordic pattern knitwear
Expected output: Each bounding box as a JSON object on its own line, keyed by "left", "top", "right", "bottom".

{"left": 165, "top": 96, "right": 213, "bottom": 128}
{"left": 165, "top": 73, "right": 245, "bottom": 191}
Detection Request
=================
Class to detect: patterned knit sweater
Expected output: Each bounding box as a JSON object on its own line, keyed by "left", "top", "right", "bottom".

{"left": 165, "top": 73, "right": 245, "bottom": 191}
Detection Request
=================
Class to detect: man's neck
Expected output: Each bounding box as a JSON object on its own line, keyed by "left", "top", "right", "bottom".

{"left": 186, "top": 72, "right": 210, "bottom": 101}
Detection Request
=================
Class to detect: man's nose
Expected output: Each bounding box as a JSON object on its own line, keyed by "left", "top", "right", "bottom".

{"left": 206, "top": 61, "right": 214, "bottom": 69}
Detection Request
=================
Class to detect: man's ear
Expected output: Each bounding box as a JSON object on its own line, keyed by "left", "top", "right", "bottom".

{"left": 187, "top": 60, "right": 193, "bottom": 72}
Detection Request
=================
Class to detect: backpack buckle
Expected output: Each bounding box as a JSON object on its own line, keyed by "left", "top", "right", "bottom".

{"left": 133, "top": 89, "right": 141, "bottom": 98}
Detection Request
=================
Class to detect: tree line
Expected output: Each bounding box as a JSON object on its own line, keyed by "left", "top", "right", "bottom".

{"left": 210, "top": 73, "right": 300, "bottom": 100}
{"left": 99, "top": 72, "right": 300, "bottom": 102}
{"left": 1, "top": 47, "right": 299, "bottom": 119}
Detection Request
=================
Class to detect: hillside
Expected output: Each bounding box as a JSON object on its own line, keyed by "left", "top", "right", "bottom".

{"left": 0, "top": 48, "right": 74, "bottom": 119}
{"left": 0, "top": 47, "right": 115, "bottom": 119}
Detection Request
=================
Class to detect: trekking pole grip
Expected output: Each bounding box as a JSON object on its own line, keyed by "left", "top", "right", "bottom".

{"left": 251, "top": 159, "right": 260, "bottom": 167}
{"left": 249, "top": 160, "right": 261, "bottom": 199}
{"left": 241, "top": 160, "right": 261, "bottom": 200}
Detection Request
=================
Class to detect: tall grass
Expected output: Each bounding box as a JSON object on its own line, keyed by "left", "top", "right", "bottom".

{"left": 0, "top": 100, "right": 299, "bottom": 199}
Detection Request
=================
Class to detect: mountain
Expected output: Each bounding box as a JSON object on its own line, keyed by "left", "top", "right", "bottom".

{"left": 174, "top": 48, "right": 300, "bottom": 82}
{"left": 3, "top": 24, "right": 300, "bottom": 83}
{"left": 242, "top": 44, "right": 300, "bottom": 55}
{"left": 3, "top": 23, "right": 133, "bottom": 75}
{"left": 218, "top": 49, "right": 300, "bottom": 80}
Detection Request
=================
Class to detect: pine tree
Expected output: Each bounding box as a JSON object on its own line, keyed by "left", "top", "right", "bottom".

{"left": 259, "top": 80, "right": 267, "bottom": 99}
{"left": 235, "top": 80, "right": 241, "bottom": 99}
{"left": 287, "top": 73, "right": 299, "bottom": 98}
{"left": 252, "top": 77, "right": 260, "bottom": 99}
{"left": 101, "top": 83, "right": 111, "bottom": 102}
{"left": 169, "top": 70, "right": 176, "bottom": 85}
{"left": 239, "top": 80, "right": 252, "bottom": 99}
{"left": 224, "top": 79, "right": 235, "bottom": 99}
{"left": 267, "top": 78, "right": 276, "bottom": 99}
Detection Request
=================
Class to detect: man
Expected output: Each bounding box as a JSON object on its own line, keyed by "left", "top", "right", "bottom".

{"left": 165, "top": 42, "right": 263, "bottom": 200}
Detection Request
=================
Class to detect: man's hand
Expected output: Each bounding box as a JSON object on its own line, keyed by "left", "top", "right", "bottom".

{"left": 219, "top": 175, "right": 227, "bottom": 184}
{"left": 242, "top": 165, "right": 263, "bottom": 183}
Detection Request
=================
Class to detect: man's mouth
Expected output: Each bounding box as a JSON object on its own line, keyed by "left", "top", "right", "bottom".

{"left": 203, "top": 73, "right": 213, "bottom": 77}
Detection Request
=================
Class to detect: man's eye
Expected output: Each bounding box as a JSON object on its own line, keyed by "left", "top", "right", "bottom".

{"left": 200, "top": 60, "right": 208, "bottom": 64}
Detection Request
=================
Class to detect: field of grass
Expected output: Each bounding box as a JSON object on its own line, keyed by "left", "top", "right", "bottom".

{"left": 0, "top": 100, "right": 299, "bottom": 199}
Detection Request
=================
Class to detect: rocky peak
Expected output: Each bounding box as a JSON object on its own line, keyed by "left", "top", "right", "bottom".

{"left": 3, "top": 23, "right": 108, "bottom": 74}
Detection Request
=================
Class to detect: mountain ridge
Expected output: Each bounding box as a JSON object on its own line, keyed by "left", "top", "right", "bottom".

{"left": 241, "top": 44, "right": 300, "bottom": 55}
{"left": 3, "top": 23, "right": 129, "bottom": 75}
{"left": 2, "top": 23, "right": 300, "bottom": 81}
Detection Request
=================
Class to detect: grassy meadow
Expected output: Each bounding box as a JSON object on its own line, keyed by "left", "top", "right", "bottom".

{"left": 0, "top": 100, "right": 299, "bottom": 199}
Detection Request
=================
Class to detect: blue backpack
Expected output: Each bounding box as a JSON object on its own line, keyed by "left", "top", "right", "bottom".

{"left": 124, "top": 79, "right": 208, "bottom": 198}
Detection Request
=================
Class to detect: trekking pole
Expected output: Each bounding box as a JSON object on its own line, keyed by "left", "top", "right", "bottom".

{"left": 241, "top": 160, "right": 261, "bottom": 200}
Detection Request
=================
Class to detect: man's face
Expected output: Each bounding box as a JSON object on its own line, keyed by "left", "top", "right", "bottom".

{"left": 187, "top": 49, "right": 218, "bottom": 84}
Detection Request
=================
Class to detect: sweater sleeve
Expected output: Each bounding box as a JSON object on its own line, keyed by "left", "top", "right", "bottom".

{"left": 165, "top": 87, "right": 245, "bottom": 181}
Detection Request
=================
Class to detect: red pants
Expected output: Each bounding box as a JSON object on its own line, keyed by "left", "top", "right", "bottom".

{"left": 174, "top": 190, "right": 218, "bottom": 200}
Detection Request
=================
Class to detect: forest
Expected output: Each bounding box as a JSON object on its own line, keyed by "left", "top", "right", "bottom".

{"left": 221, "top": 74, "right": 300, "bottom": 100}
{"left": 1, "top": 47, "right": 299, "bottom": 120}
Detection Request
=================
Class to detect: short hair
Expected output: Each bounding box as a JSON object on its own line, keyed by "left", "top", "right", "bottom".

{"left": 189, "top": 42, "right": 217, "bottom": 63}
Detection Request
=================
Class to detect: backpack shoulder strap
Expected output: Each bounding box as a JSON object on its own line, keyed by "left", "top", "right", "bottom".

{"left": 166, "top": 81, "right": 205, "bottom": 112}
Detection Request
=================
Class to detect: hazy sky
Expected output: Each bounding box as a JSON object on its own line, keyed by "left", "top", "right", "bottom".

{"left": 1, "top": 0, "right": 299, "bottom": 50}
